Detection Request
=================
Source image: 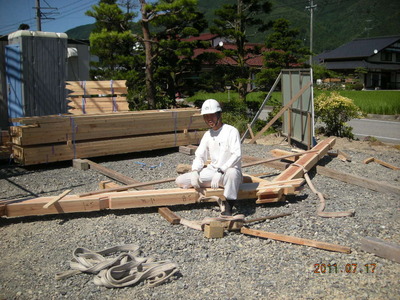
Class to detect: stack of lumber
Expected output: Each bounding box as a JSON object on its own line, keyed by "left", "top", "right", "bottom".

{"left": 66, "top": 80, "right": 129, "bottom": 115}
{"left": 10, "top": 108, "right": 206, "bottom": 165}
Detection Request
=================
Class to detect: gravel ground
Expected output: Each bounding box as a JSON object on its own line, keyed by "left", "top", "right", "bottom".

{"left": 0, "top": 136, "right": 399, "bottom": 300}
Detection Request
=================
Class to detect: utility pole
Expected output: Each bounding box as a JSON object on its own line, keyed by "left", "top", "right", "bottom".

{"left": 306, "top": 0, "right": 317, "bottom": 66}
{"left": 34, "top": 0, "right": 58, "bottom": 31}
{"left": 36, "top": 0, "right": 42, "bottom": 31}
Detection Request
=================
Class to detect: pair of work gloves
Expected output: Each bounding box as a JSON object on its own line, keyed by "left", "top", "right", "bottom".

{"left": 191, "top": 170, "right": 222, "bottom": 189}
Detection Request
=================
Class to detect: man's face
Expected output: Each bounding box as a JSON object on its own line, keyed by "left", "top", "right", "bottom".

{"left": 203, "top": 113, "right": 220, "bottom": 130}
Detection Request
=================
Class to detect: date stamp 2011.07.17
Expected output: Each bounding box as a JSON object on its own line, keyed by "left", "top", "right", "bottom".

{"left": 314, "top": 263, "right": 376, "bottom": 274}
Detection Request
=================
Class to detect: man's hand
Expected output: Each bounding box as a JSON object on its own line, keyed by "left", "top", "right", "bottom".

{"left": 211, "top": 172, "right": 222, "bottom": 189}
{"left": 190, "top": 171, "right": 202, "bottom": 189}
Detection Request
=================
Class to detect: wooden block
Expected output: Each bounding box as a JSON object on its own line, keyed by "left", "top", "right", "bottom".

{"left": 270, "top": 149, "right": 299, "bottom": 162}
{"left": 73, "top": 158, "right": 89, "bottom": 170}
{"left": 158, "top": 207, "right": 181, "bottom": 225}
{"left": 204, "top": 221, "right": 224, "bottom": 238}
{"left": 337, "top": 150, "right": 351, "bottom": 162}
{"left": 99, "top": 180, "right": 123, "bottom": 190}
{"left": 179, "top": 145, "right": 197, "bottom": 155}
{"left": 360, "top": 236, "right": 400, "bottom": 263}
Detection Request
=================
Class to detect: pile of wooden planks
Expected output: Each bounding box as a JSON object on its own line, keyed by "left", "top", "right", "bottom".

{"left": 66, "top": 80, "right": 129, "bottom": 115}
{"left": 10, "top": 108, "right": 206, "bottom": 165}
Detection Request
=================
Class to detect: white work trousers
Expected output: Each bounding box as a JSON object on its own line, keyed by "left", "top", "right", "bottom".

{"left": 175, "top": 166, "right": 242, "bottom": 200}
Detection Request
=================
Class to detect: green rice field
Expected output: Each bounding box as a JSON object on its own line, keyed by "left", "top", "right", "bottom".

{"left": 187, "top": 90, "right": 400, "bottom": 115}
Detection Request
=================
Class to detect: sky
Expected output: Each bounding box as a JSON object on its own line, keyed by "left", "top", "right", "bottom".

{"left": 0, "top": 0, "right": 99, "bottom": 37}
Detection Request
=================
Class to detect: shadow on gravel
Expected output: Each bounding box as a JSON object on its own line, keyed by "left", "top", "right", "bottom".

{"left": 0, "top": 147, "right": 179, "bottom": 176}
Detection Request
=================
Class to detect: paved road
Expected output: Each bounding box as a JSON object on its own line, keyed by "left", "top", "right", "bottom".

{"left": 348, "top": 118, "right": 400, "bottom": 144}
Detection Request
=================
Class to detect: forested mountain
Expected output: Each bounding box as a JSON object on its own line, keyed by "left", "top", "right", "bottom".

{"left": 66, "top": 0, "right": 400, "bottom": 54}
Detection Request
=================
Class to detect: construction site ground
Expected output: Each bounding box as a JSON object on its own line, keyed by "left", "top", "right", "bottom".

{"left": 0, "top": 135, "right": 399, "bottom": 299}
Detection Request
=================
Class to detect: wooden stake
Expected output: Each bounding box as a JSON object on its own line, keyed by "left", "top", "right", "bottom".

{"left": 246, "top": 124, "right": 255, "bottom": 140}
{"left": 316, "top": 166, "right": 400, "bottom": 195}
{"left": 241, "top": 227, "right": 351, "bottom": 253}
{"left": 43, "top": 189, "right": 72, "bottom": 209}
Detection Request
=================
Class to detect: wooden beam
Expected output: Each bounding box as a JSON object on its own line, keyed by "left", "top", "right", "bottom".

{"left": 360, "top": 236, "right": 400, "bottom": 263}
{"left": 316, "top": 165, "right": 400, "bottom": 195}
{"left": 249, "top": 81, "right": 312, "bottom": 144}
{"left": 241, "top": 227, "right": 351, "bottom": 253}
{"left": 273, "top": 138, "right": 335, "bottom": 181}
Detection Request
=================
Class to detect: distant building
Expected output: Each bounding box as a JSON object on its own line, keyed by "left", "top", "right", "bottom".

{"left": 315, "top": 35, "right": 400, "bottom": 90}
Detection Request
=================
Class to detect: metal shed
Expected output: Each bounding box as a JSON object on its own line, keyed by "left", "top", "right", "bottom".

{"left": 6, "top": 30, "right": 68, "bottom": 124}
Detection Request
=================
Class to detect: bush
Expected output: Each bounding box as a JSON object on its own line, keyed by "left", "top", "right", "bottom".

{"left": 314, "top": 92, "right": 361, "bottom": 138}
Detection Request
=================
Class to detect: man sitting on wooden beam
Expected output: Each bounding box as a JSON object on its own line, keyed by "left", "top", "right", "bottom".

{"left": 175, "top": 99, "right": 242, "bottom": 216}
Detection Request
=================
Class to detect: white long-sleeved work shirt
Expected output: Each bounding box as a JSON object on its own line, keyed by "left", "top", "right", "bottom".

{"left": 191, "top": 124, "right": 242, "bottom": 173}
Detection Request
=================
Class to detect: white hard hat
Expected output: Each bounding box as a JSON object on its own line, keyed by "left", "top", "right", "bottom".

{"left": 201, "top": 99, "right": 222, "bottom": 115}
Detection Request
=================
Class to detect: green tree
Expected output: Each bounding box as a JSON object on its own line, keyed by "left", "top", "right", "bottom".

{"left": 210, "top": 0, "right": 272, "bottom": 101}
{"left": 85, "top": 0, "right": 140, "bottom": 80}
{"left": 138, "top": 0, "right": 207, "bottom": 108}
{"left": 256, "top": 18, "right": 310, "bottom": 89}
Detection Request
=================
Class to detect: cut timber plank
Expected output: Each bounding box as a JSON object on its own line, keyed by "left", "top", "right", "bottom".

{"left": 241, "top": 227, "right": 351, "bottom": 253}
{"left": 158, "top": 207, "right": 181, "bottom": 225}
{"left": 316, "top": 166, "right": 400, "bottom": 195}
{"left": 274, "top": 138, "right": 336, "bottom": 181}
{"left": 84, "top": 160, "right": 149, "bottom": 188}
{"left": 360, "top": 236, "right": 400, "bottom": 263}
{"left": 363, "top": 157, "right": 399, "bottom": 170}
{"left": 43, "top": 189, "right": 72, "bottom": 209}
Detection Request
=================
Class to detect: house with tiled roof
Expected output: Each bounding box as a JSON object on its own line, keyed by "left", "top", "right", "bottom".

{"left": 315, "top": 35, "right": 400, "bottom": 89}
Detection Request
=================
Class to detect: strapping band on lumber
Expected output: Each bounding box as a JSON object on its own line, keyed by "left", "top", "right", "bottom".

{"left": 10, "top": 108, "right": 206, "bottom": 165}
